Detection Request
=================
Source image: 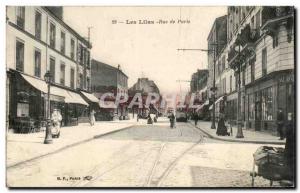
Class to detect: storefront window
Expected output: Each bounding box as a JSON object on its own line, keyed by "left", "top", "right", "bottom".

{"left": 17, "top": 103, "right": 29, "bottom": 117}
{"left": 261, "top": 87, "right": 273, "bottom": 120}
{"left": 248, "top": 94, "right": 255, "bottom": 120}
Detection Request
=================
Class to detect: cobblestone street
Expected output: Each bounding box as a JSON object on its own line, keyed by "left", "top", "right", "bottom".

{"left": 6, "top": 118, "right": 283, "bottom": 187}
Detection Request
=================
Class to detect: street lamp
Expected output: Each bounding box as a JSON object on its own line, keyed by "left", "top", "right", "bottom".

{"left": 44, "top": 71, "right": 53, "bottom": 144}
{"left": 235, "top": 45, "right": 244, "bottom": 138}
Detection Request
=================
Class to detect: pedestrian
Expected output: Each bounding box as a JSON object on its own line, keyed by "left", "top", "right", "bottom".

{"left": 194, "top": 113, "right": 198, "bottom": 126}
{"left": 90, "top": 109, "right": 95, "bottom": 126}
{"left": 277, "top": 108, "right": 285, "bottom": 140}
{"left": 51, "top": 109, "right": 62, "bottom": 138}
{"left": 137, "top": 113, "right": 139, "bottom": 122}
{"left": 147, "top": 114, "right": 153, "bottom": 124}
{"left": 169, "top": 112, "right": 175, "bottom": 128}
{"left": 216, "top": 113, "right": 230, "bottom": 136}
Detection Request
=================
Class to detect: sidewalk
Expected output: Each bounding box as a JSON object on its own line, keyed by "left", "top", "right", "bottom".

{"left": 191, "top": 120, "right": 286, "bottom": 145}
{"left": 7, "top": 118, "right": 137, "bottom": 168}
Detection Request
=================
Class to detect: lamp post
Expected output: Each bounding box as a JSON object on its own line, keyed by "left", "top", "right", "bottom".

{"left": 44, "top": 71, "right": 53, "bottom": 144}
{"left": 235, "top": 45, "right": 244, "bottom": 138}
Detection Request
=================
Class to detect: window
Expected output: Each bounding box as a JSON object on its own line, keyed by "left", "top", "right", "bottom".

{"left": 86, "top": 50, "right": 90, "bottom": 68}
{"left": 262, "top": 48, "right": 267, "bottom": 76}
{"left": 60, "top": 62, "right": 65, "bottom": 85}
{"left": 16, "top": 7, "right": 25, "bottom": 29}
{"left": 255, "top": 10, "right": 261, "bottom": 29}
{"left": 250, "top": 59, "right": 255, "bottom": 82}
{"left": 16, "top": 40, "right": 24, "bottom": 72}
{"left": 70, "top": 68, "right": 75, "bottom": 89}
{"left": 79, "top": 73, "right": 83, "bottom": 89}
{"left": 70, "top": 38, "right": 75, "bottom": 59}
{"left": 79, "top": 44, "right": 84, "bottom": 64}
{"left": 60, "top": 31, "right": 65, "bottom": 54}
{"left": 224, "top": 78, "right": 226, "bottom": 94}
{"left": 49, "top": 22, "right": 56, "bottom": 48}
{"left": 251, "top": 16, "right": 255, "bottom": 29}
{"left": 87, "top": 77, "right": 90, "bottom": 91}
{"left": 242, "top": 69, "right": 245, "bottom": 86}
{"left": 17, "top": 103, "right": 29, "bottom": 117}
{"left": 35, "top": 11, "right": 42, "bottom": 39}
{"left": 50, "top": 57, "right": 55, "bottom": 82}
{"left": 222, "top": 56, "right": 225, "bottom": 71}
{"left": 261, "top": 87, "right": 273, "bottom": 120}
{"left": 34, "top": 49, "right": 41, "bottom": 77}
{"left": 248, "top": 94, "right": 255, "bottom": 120}
{"left": 230, "top": 75, "right": 232, "bottom": 92}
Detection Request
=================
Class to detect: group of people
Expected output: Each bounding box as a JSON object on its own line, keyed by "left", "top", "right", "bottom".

{"left": 136, "top": 113, "right": 158, "bottom": 124}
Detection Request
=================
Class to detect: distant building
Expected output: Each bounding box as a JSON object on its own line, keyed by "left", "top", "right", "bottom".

{"left": 190, "top": 69, "right": 209, "bottom": 93}
{"left": 129, "top": 78, "right": 160, "bottom": 117}
{"left": 6, "top": 6, "right": 92, "bottom": 131}
{"left": 130, "top": 78, "right": 160, "bottom": 94}
{"left": 91, "top": 59, "right": 128, "bottom": 120}
{"left": 188, "top": 69, "right": 209, "bottom": 120}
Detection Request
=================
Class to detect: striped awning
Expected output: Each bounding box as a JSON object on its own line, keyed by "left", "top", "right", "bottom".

{"left": 21, "top": 73, "right": 88, "bottom": 106}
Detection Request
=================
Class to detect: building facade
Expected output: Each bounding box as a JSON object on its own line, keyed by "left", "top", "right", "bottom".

{"left": 207, "top": 6, "right": 294, "bottom": 134}
{"left": 91, "top": 59, "right": 129, "bottom": 120}
{"left": 129, "top": 78, "right": 161, "bottom": 118}
{"left": 227, "top": 6, "right": 294, "bottom": 132}
{"left": 6, "top": 6, "right": 92, "bottom": 131}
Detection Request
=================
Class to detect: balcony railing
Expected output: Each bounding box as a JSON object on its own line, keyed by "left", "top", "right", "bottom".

{"left": 227, "top": 24, "right": 258, "bottom": 69}
{"left": 261, "top": 6, "right": 294, "bottom": 27}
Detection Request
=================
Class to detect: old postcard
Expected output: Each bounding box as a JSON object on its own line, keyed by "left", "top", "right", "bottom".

{"left": 5, "top": 6, "right": 295, "bottom": 188}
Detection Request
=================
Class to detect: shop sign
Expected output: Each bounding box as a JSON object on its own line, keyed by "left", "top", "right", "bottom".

{"left": 278, "top": 74, "right": 294, "bottom": 83}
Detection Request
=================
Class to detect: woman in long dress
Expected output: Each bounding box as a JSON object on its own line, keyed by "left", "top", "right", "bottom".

{"left": 90, "top": 109, "right": 96, "bottom": 126}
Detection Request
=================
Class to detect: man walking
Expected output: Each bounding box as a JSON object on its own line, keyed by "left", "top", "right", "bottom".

{"left": 277, "top": 108, "right": 285, "bottom": 140}
{"left": 194, "top": 113, "right": 198, "bottom": 126}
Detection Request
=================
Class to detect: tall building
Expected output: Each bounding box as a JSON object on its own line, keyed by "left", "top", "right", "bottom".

{"left": 207, "top": 6, "right": 294, "bottom": 133}
{"left": 91, "top": 59, "right": 129, "bottom": 120}
{"left": 207, "top": 15, "right": 230, "bottom": 121}
{"left": 6, "top": 6, "right": 92, "bottom": 131}
{"left": 227, "top": 6, "right": 294, "bottom": 132}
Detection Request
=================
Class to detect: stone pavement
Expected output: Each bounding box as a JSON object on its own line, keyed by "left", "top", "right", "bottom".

{"left": 7, "top": 118, "right": 137, "bottom": 168}
{"left": 191, "top": 120, "right": 286, "bottom": 145}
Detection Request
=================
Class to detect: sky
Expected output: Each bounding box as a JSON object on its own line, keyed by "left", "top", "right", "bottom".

{"left": 63, "top": 6, "right": 227, "bottom": 94}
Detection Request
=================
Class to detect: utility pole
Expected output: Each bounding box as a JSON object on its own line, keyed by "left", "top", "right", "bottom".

{"left": 177, "top": 43, "right": 220, "bottom": 129}
{"left": 235, "top": 45, "right": 244, "bottom": 138}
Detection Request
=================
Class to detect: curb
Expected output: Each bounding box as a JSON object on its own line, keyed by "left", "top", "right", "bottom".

{"left": 7, "top": 124, "right": 135, "bottom": 169}
{"left": 189, "top": 122, "right": 285, "bottom": 145}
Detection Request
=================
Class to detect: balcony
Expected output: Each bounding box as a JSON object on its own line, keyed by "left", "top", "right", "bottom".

{"left": 261, "top": 6, "right": 294, "bottom": 44}
{"left": 227, "top": 24, "right": 258, "bottom": 69}
{"left": 261, "top": 6, "right": 294, "bottom": 28}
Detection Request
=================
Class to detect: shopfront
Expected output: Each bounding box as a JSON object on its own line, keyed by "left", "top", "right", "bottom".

{"left": 246, "top": 70, "right": 294, "bottom": 133}
{"left": 8, "top": 70, "right": 89, "bottom": 132}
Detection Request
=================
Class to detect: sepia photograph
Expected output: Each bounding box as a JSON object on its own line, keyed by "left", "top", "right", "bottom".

{"left": 5, "top": 4, "right": 295, "bottom": 188}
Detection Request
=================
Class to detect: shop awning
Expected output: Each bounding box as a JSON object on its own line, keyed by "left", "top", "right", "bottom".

{"left": 196, "top": 104, "right": 205, "bottom": 112}
{"left": 196, "top": 100, "right": 209, "bottom": 112}
{"left": 80, "top": 91, "right": 99, "bottom": 103}
{"left": 66, "top": 91, "right": 88, "bottom": 106}
{"left": 209, "top": 96, "right": 224, "bottom": 110}
{"left": 21, "top": 73, "right": 88, "bottom": 106}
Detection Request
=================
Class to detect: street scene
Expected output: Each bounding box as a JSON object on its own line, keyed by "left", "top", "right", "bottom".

{"left": 6, "top": 6, "right": 295, "bottom": 188}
